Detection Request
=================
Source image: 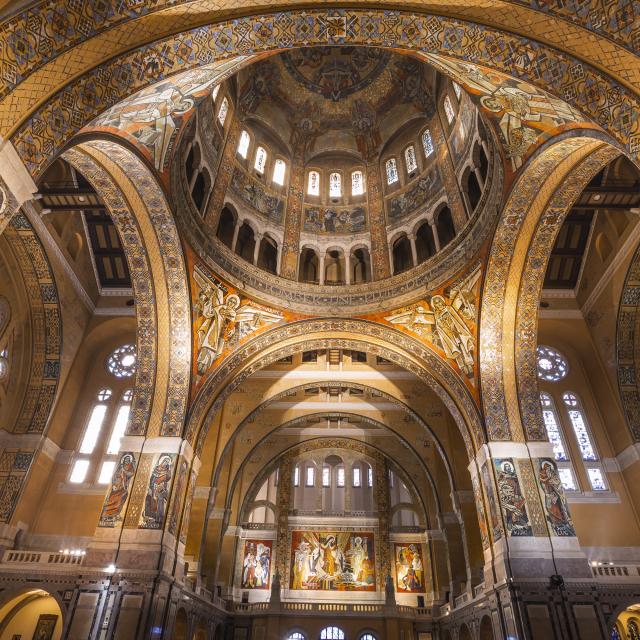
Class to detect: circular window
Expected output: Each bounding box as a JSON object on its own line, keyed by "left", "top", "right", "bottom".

{"left": 106, "top": 344, "right": 137, "bottom": 378}
{"left": 97, "top": 388, "right": 112, "bottom": 401}
{"left": 536, "top": 346, "right": 568, "bottom": 382}
{"left": 122, "top": 389, "right": 134, "bottom": 402}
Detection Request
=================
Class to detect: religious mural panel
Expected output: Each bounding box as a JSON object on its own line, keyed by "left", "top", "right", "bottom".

{"left": 99, "top": 452, "right": 137, "bottom": 528}
{"left": 536, "top": 458, "right": 575, "bottom": 537}
{"left": 303, "top": 206, "right": 366, "bottom": 234}
{"left": 494, "top": 458, "right": 533, "bottom": 537}
{"left": 387, "top": 166, "right": 442, "bottom": 222}
{"left": 241, "top": 540, "right": 272, "bottom": 590}
{"left": 394, "top": 543, "right": 426, "bottom": 593}
{"left": 290, "top": 530, "right": 376, "bottom": 591}
{"left": 230, "top": 166, "right": 285, "bottom": 223}
{"left": 139, "top": 453, "right": 175, "bottom": 530}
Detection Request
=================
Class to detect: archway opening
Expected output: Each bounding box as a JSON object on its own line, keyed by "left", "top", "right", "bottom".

{"left": 0, "top": 589, "right": 63, "bottom": 640}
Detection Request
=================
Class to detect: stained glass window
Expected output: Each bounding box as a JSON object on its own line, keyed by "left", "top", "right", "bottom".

{"left": 308, "top": 171, "right": 320, "bottom": 196}
{"left": 352, "top": 171, "right": 364, "bottom": 196}
{"left": 217, "top": 96, "right": 229, "bottom": 126}
{"left": 97, "top": 388, "right": 112, "bottom": 402}
{"left": 273, "top": 159, "right": 286, "bottom": 185}
{"left": 98, "top": 460, "right": 116, "bottom": 484}
{"left": 0, "top": 349, "right": 7, "bottom": 380}
{"left": 558, "top": 468, "right": 577, "bottom": 491}
{"left": 405, "top": 145, "right": 418, "bottom": 173}
{"left": 587, "top": 467, "right": 607, "bottom": 491}
{"left": 293, "top": 466, "right": 300, "bottom": 487}
{"left": 444, "top": 96, "right": 455, "bottom": 124}
{"left": 237, "top": 130, "right": 250, "bottom": 158}
{"left": 562, "top": 392, "right": 597, "bottom": 461}
{"left": 306, "top": 466, "right": 315, "bottom": 486}
{"left": 368, "top": 467, "right": 373, "bottom": 487}
{"left": 106, "top": 404, "right": 131, "bottom": 455}
{"left": 453, "top": 82, "right": 462, "bottom": 100}
{"left": 254, "top": 146, "right": 267, "bottom": 174}
{"left": 422, "top": 130, "right": 434, "bottom": 158}
{"left": 539, "top": 393, "right": 568, "bottom": 461}
{"left": 361, "top": 635, "right": 377, "bottom": 640}
{"left": 287, "top": 634, "right": 305, "bottom": 640}
{"left": 353, "top": 467, "right": 361, "bottom": 487}
{"left": 321, "top": 628, "right": 345, "bottom": 640}
{"left": 212, "top": 85, "right": 220, "bottom": 102}
{"left": 537, "top": 346, "right": 568, "bottom": 381}
{"left": 386, "top": 158, "right": 399, "bottom": 184}
{"left": 322, "top": 466, "right": 330, "bottom": 487}
{"left": 106, "top": 344, "right": 137, "bottom": 378}
{"left": 79, "top": 404, "right": 107, "bottom": 454}
{"left": 337, "top": 466, "right": 345, "bottom": 487}
{"left": 69, "top": 459, "right": 90, "bottom": 483}
{"left": 329, "top": 172, "right": 342, "bottom": 198}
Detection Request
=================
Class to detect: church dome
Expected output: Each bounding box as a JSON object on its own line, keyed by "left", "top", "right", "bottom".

{"left": 173, "top": 46, "right": 502, "bottom": 314}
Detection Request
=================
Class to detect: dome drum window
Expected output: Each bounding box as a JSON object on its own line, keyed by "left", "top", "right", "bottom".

{"left": 386, "top": 158, "right": 399, "bottom": 185}
{"left": 237, "top": 130, "right": 250, "bottom": 159}
{"left": 351, "top": 170, "right": 364, "bottom": 196}
{"left": 273, "top": 159, "right": 286, "bottom": 185}
{"left": 217, "top": 96, "right": 229, "bottom": 126}
{"left": 308, "top": 171, "right": 320, "bottom": 196}
{"left": 405, "top": 145, "right": 418, "bottom": 175}
{"left": 254, "top": 146, "right": 267, "bottom": 175}
{"left": 329, "top": 172, "right": 342, "bottom": 199}
{"left": 422, "top": 129, "right": 434, "bottom": 158}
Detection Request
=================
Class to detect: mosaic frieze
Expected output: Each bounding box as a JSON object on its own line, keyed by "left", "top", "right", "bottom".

{"left": 303, "top": 205, "right": 366, "bottom": 234}
{"left": 9, "top": 9, "right": 638, "bottom": 183}
{"left": 229, "top": 165, "right": 285, "bottom": 224}
{"left": 387, "top": 165, "right": 442, "bottom": 222}
{"left": 98, "top": 452, "right": 138, "bottom": 528}
{"left": 0, "top": 450, "right": 34, "bottom": 523}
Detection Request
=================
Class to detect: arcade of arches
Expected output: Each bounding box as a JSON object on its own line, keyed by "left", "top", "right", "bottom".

{"left": 1, "top": 2, "right": 640, "bottom": 639}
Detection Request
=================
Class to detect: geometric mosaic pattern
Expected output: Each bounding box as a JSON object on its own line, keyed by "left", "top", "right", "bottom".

{"left": 6, "top": 9, "right": 640, "bottom": 180}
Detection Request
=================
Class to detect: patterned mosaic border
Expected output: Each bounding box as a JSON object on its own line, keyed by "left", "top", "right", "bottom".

{"left": 186, "top": 320, "right": 485, "bottom": 459}
{"left": 7, "top": 9, "right": 640, "bottom": 181}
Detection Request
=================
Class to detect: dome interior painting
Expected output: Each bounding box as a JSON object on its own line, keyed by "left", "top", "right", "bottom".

{"left": 0, "top": 5, "right": 639, "bottom": 640}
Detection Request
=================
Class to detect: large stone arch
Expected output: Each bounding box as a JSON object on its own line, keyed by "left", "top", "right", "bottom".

{"left": 62, "top": 139, "right": 190, "bottom": 439}
{"left": 479, "top": 133, "right": 622, "bottom": 441}
{"left": 1, "top": 7, "right": 639, "bottom": 186}
{"left": 187, "top": 320, "right": 484, "bottom": 459}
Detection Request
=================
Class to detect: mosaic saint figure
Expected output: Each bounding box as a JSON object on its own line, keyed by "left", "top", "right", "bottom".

{"left": 141, "top": 455, "right": 173, "bottom": 529}
{"left": 538, "top": 459, "right": 575, "bottom": 536}
{"left": 100, "top": 453, "right": 135, "bottom": 526}
{"left": 242, "top": 543, "right": 258, "bottom": 588}
{"left": 430, "top": 294, "right": 475, "bottom": 376}
{"left": 495, "top": 460, "right": 532, "bottom": 536}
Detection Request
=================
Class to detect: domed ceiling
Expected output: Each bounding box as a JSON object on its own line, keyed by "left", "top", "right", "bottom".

{"left": 237, "top": 47, "right": 435, "bottom": 157}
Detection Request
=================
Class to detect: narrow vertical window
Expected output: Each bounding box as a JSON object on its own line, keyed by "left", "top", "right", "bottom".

{"left": 587, "top": 468, "right": 607, "bottom": 491}
{"left": 107, "top": 403, "right": 131, "bottom": 455}
{"left": 306, "top": 466, "right": 315, "bottom": 487}
{"left": 367, "top": 467, "right": 373, "bottom": 488}
{"left": 353, "top": 467, "right": 361, "bottom": 487}
{"left": 351, "top": 171, "right": 364, "bottom": 196}
{"left": 254, "top": 146, "right": 267, "bottom": 174}
{"left": 79, "top": 404, "right": 108, "bottom": 454}
{"left": 389, "top": 469, "right": 394, "bottom": 488}
{"left": 98, "top": 460, "right": 116, "bottom": 485}
{"left": 444, "top": 96, "right": 455, "bottom": 124}
{"left": 273, "top": 159, "right": 286, "bottom": 185}
{"left": 405, "top": 145, "right": 417, "bottom": 173}
{"left": 558, "top": 468, "right": 577, "bottom": 491}
{"left": 308, "top": 171, "right": 320, "bottom": 196}
{"left": 422, "top": 130, "right": 434, "bottom": 158}
{"left": 212, "top": 85, "right": 220, "bottom": 102}
{"left": 562, "top": 392, "right": 597, "bottom": 461}
{"left": 217, "top": 96, "right": 229, "bottom": 126}
{"left": 69, "top": 459, "right": 90, "bottom": 484}
{"left": 386, "top": 158, "right": 399, "bottom": 185}
{"left": 539, "top": 393, "right": 569, "bottom": 461}
{"left": 293, "top": 466, "right": 300, "bottom": 487}
{"left": 237, "top": 130, "right": 250, "bottom": 159}
{"left": 329, "top": 172, "right": 342, "bottom": 198}
{"left": 322, "top": 466, "right": 330, "bottom": 487}
{"left": 453, "top": 82, "right": 462, "bottom": 100}
{"left": 337, "top": 467, "right": 345, "bottom": 487}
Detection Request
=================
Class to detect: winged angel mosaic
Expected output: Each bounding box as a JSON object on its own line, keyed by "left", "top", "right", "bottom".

{"left": 193, "top": 266, "right": 283, "bottom": 375}
{"left": 385, "top": 267, "right": 480, "bottom": 377}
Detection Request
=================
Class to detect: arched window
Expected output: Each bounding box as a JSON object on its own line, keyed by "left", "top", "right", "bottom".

{"left": 453, "top": 82, "right": 462, "bottom": 100}
{"left": 537, "top": 346, "right": 568, "bottom": 381}
{"left": 306, "top": 466, "right": 315, "bottom": 487}
{"left": 360, "top": 634, "right": 377, "bottom": 640}
{"left": 217, "top": 96, "right": 229, "bottom": 126}
{"left": 322, "top": 466, "right": 330, "bottom": 487}
{"left": 293, "top": 466, "right": 300, "bottom": 487}
{"left": 320, "top": 628, "right": 345, "bottom": 639}
{"left": 237, "top": 130, "right": 250, "bottom": 159}
{"left": 367, "top": 467, "right": 373, "bottom": 487}
{"left": 329, "top": 172, "right": 342, "bottom": 198}
{"left": 352, "top": 170, "right": 364, "bottom": 196}
{"left": 212, "top": 85, "right": 220, "bottom": 102}
{"left": 539, "top": 393, "right": 569, "bottom": 462}
{"left": 444, "top": 95, "right": 455, "bottom": 124}
{"left": 308, "top": 170, "right": 320, "bottom": 196}
{"left": 0, "top": 348, "right": 9, "bottom": 380}
{"left": 273, "top": 159, "right": 286, "bottom": 185}
{"left": 79, "top": 392, "right": 109, "bottom": 456}
{"left": 562, "top": 391, "right": 607, "bottom": 491}
{"left": 422, "top": 129, "right": 434, "bottom": 158}
{"left": 386, "top": 158, "right": 399, "bottom": 185}
{"left": 337, "top": 466, "right": 345, "bottom": 487}
{"left": 405, "top": 145, "right": 418, "bottom": 174}
{"left": 353, "top": 466, "right": 361, "bottom": 487}
{"left": 287, "top": 634, "right": 305, "bottom": 640}
{"left": 254, "top": 146, "right": 267, "bottom": 174}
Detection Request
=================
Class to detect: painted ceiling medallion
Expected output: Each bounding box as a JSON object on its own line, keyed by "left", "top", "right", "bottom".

{"left": 281, "top": 46, "right": 391, "bottom": 101}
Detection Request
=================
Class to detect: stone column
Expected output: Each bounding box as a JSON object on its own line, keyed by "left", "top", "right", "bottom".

{"left": 408, "top": 233, "right": 418, "bottom": 266}
{"left": 204, "top": 117, "right": 242, "bottom": 232}
{"left": 365, "top": 159, "right": 391, "bottom": 280}
{"left": 230, "top": 221, "right": 241, "bottom": 252}
{"left": 279, "top": 152, "right": 305, "bottom": 280}
{"left": 431, "top": 222, "right": 441, "bottom": 251}
{"left": 373, "top": 454, "right": 392, "bottom": 585}
{"left": 345, "top": 252, "right": 352, "bottom": 285}
{"left": 474, "top": 166, "right": 485, "bottom": 190}
{"left": 430, "top": 114, "right": 468, "bottom": 231}
{"left": 319, "top": 253, "right": 326, "bottom": 285}
{"left": 275, "top": 457, "right": 293, "bottom": 582}
{"left": 253, "top": 233, "right": 262, "bottom": 265}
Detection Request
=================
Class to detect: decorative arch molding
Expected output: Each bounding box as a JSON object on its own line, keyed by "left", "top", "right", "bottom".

{"left": 187, "top": 319, "right": 485, "bottom": 458}
{"left": 514, "top": 143, "right": 619, "bottom": 439}
{"left": 5, "top": 8, "right": 640, "bottom": 183}
{"left": 62, "top": 139, "right": 191, "bottom": 438}
{"left": 479, "top": 134, "right": 616, "bottom": 441}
